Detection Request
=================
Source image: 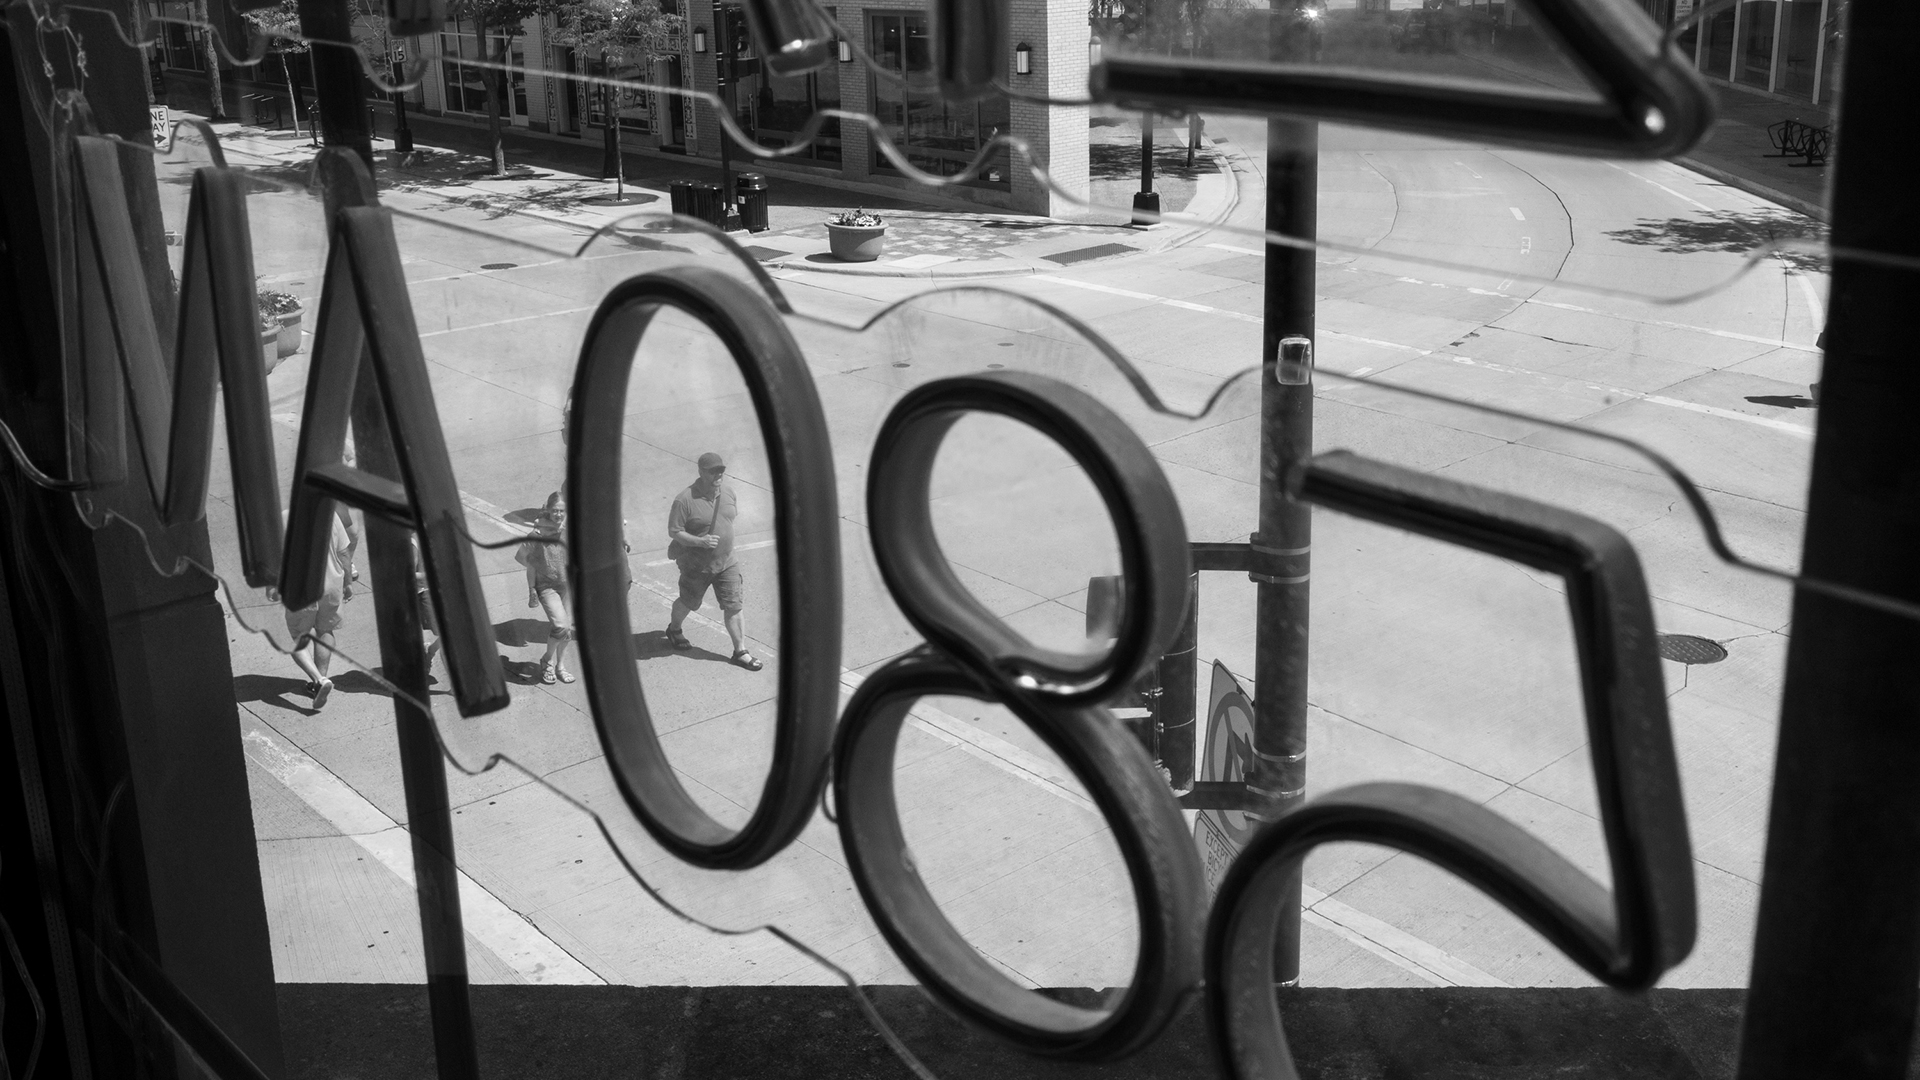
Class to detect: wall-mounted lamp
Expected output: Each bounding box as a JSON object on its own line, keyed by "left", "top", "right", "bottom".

{"left": 1089, "top": 39, "right": 1103, "bottom": 65}
{"left": 1013, "top": 42, "right": 1031, "bottom": 74}
{"left": 838, "top": 38, "right": 852, "bottom": 62}
{"left": 692, "top": 26, "right": 709, "bottom": 53}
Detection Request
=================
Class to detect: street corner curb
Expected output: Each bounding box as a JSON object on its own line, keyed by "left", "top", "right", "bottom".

{"left": 1674, "top": 156, "right": 1830, "bottom": 223}
{"left": 1140, "top": 133, "right": 1241, "bottom": 256}
{"left": 762, "top": 255, "right": 1040, "bottom": 279}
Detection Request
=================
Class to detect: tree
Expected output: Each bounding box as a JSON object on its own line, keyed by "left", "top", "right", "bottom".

{"left": 448, "top": 0, "right": 549, "bottom": 176}
{"left": 546, "top": 0, "right": 683, "bottom": 200}
{"left": 240, "top": 0, "right": 310, "bottom": 136}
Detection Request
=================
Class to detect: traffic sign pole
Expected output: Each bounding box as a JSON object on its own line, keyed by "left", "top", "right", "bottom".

{"left": 1255, "top": 4, "right": 1319, "bottom": 985}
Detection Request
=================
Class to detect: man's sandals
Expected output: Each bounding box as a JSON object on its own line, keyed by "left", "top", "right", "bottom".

{"left": 731, "top": 650, "right": 764, "bottom": 672}
{"left": 665, "top": 626, "right": 692, "bottom": 650}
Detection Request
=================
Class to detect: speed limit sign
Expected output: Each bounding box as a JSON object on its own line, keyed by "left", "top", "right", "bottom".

{"left": 392, "top": 47, "right": 406, "bottom": 62}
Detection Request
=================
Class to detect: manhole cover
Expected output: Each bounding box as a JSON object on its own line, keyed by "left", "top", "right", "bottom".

{"left": 1656, "top": 633, "right": 1727, "bottom": 665}
{"left": 480, "top": 262, "right": 518, "bottom": 270}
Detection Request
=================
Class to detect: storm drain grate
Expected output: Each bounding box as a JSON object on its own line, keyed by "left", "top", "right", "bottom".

{"left": 1656, "top": 633, "right": 1727, "bottom": 665}
{"left": 480, "top": 262, "right": 519, "bottom": 270}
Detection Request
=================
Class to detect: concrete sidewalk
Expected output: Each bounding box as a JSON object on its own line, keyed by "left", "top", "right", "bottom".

{"left": 1676, "top": 83, "right": 1834, "bottom": 222}
{"left": 202, "top": 109, "right": 1238, "bottom": 279}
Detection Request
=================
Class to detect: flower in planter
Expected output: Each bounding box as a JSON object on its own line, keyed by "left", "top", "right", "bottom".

{"left": 257, "top": 287, "right": 301, "bottom": 318}
{"left": 829, "top": 208, "right": 885, "bottom": 228}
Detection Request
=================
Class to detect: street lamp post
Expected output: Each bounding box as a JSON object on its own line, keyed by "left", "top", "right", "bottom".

{"left": 1133, "top": 110, "right": 1160, "bottom": 224}
{"left": 391, "top": 50, "right": 415, "bottom": 153}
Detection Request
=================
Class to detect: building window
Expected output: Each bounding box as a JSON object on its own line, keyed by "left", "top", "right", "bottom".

{"left": 586, "top": 56, "right": 654, "bottom": 133}
{"left": 757, "top": 6, "right": 840, "bottom": 161}
{"left": 1737, "top": 0, "right": 1778, "bottom": 87}
{"left": 439, "top": 21, "right": 528, "bottom": 119}
{"left": 865, "top": 12, "right": 1010, "bottom": 187}
{"left": 157, "top": 0, "right": 206, "bottom": 70}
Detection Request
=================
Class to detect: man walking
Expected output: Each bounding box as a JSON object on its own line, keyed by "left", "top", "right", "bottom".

{"left": 665, "top": 452, "right": 762, "bottom": 671}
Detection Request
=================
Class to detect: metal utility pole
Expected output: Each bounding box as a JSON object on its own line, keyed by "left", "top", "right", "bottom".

{"left": 392, "top": 50, "right": 415, "bottom": 152}
{"left": 1253, "top": 1, "right": 1318, "bottom": 984}
{"left": 718, "top": 4, "right": 739, "bottom": 225}
{"left": 1736, "top": 0, "right": 1920, "bottom": 1076}
{"left": 1133, "top": 110, "right": 1160, "bottom": 224}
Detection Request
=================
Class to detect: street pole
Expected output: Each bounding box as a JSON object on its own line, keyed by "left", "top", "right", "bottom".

{"left": 1254, "top": 0, "right": 1317, "bottom": 983}
{"left": 392, "top": 53, "right": 414, "bottom": 153}
{"left": 719, "top": 7, "right": 738, "bottom": 226}
{"left": 1132, "top": 110, "right": 1160, "bottom": 224}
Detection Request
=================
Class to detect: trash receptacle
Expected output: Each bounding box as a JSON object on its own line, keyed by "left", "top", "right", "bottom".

{"left": 736, "top": 173, "right": 769, "bottom": 233}
{"left": 691, "top": 181, "right": 726, "bottom": 229}
{"left": 669, "top": 179, "right": 695, "bottom": 217}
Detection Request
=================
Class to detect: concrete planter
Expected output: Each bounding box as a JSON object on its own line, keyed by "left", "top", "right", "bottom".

{"left": 274, "top": 305, "right": 304, "bottom": 358}
{"left": 260, "top": 325, "right": 282, "bottom": 374}
{"left": 826, "top": 222, "right": 887, "bottom": 262}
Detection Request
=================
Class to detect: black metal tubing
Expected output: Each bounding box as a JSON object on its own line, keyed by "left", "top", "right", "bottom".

{"left": 568, "top": 268, "right": 841, "bottom": 870}
{"left": 832, "top": 648, "right": 1204, "bottom": 1059}
{"left": 1091, "top": 0, "right": 1712, "bottom": 158}
{"left": 1204, "top": 449, "right": 1695, "bottom": 1079}
{"left": 866, "top": 372, "right": 1193, "bottom": 705}
{"left": 64, "top": 144, "right": 283, "bottom": 586}
{"left": 284, "top": 153, "right": 508, "bottom": 718}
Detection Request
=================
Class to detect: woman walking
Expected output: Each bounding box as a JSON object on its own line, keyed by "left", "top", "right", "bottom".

{"left": 517, "top": 491, "right": 574, "bottom": 684}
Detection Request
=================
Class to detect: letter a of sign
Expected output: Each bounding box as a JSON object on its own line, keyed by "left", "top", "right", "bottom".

{"left": 65, "top": 129, "right": 282, "bottom": 586}
{"left": 280, "top": 155, "right": 508, "bottom": 718}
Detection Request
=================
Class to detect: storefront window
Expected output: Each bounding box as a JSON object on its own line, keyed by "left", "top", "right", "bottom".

{"left": 866, "top": 11, "right": 1011, "bottom": 187}
{"left": 1818, "top": 0, "right": 1844, "bottom": 101}
{"left": 1737, "top": 0, "right": 1777, "bottom": 87}
{"left": 439, "top": 22, "right": 528, "bottom": 119}
{"left": 158, "top": 0, "right": 205, "bottom": 70}
{"left": 758, "top": 8, "right": 840, "bottom": 162}
{"left": 1775, "top": 0, "right": 1821, "bottom": 97}
{"left": 586, "top": 56, "right": 653, "bottom": 133}
{"left": 1701, "top": 4, "right": 1735, "bottom": 78}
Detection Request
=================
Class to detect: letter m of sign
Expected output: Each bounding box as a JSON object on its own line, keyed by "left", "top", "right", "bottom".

{"left": 64, "top": 124, "right": 506, "bottom": 717}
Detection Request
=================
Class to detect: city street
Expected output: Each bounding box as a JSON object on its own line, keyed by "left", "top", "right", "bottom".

{"left": 178, "top": 107, "right": 1824, "bottom": 1005}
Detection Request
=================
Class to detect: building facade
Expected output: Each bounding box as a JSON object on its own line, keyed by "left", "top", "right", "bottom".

{"left": 1667, "top": 0, "right": 1844, "bottom": 104}
{"left": 407, "top": 0, "right": 1090, "bottom": 215}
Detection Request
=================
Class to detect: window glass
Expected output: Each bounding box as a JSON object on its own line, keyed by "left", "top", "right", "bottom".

{"left": 865, "top": 11, "right": 1009, "bottom": 187}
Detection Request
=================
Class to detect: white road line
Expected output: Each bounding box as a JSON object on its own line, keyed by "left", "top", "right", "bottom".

{"left": 418, "top": 306, "right": 596, "bottom": 338}
{"left": 1641, "top": 394, "right": 1814, "bottom": 438}
{"left": 1606, "top": 162, "right": 1715, "bottom": 213}
{"left": 238, "top": 712, "right": 605, "bottom": 985}
{"left": 1033, "top": 274, "right": 1814, "bottom": 438}
{"left": 1509, "top": 207, "right": 1527, "bottom": 221}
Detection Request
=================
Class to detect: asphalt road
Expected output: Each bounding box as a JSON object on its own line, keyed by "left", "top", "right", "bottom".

{"left": 185, "top": 114, "right": 1824, "bottom": 1013}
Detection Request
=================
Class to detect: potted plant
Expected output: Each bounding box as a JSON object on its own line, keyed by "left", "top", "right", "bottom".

{"left": 258, "top": 286, "right": 303, "bottom": 358}
{"left": 826, "top": 208, "right": 887, "bottom": 262}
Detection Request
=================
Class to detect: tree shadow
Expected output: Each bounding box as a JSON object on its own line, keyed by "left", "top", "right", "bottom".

{"left": 1602, "top": 209, "right": 1828, "bottom": 272}
{"left": 1087, "top": 141, "right": 1217, "bottom": 184}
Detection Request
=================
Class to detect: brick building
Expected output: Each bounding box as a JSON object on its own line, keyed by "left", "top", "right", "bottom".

{"left": 408, "top": 0, "right": 1091, "bottom": 215}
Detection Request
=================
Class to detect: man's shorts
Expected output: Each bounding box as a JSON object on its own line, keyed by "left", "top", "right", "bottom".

{"left": 677, "top": 564, "right": 744, "bottom": 614}
{"left": 285, "top": 588, "right": 343, "bottom": 642}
